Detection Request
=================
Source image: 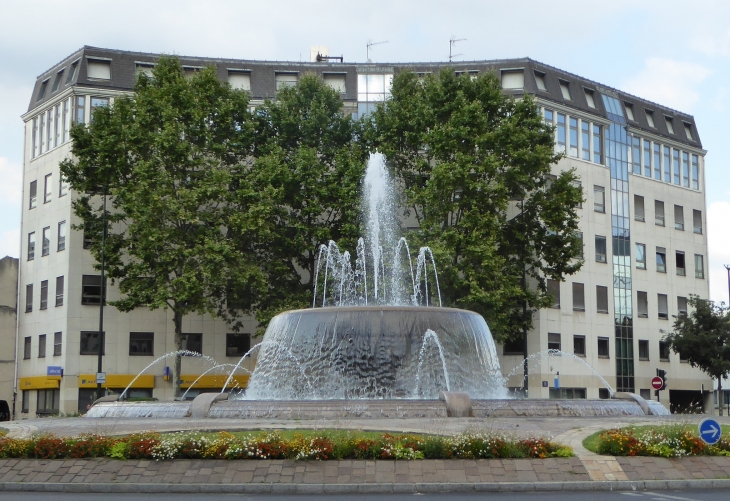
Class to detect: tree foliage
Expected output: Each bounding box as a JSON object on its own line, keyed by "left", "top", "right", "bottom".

{"left": 369, "top": 69, "right": 583, "bottom": 342}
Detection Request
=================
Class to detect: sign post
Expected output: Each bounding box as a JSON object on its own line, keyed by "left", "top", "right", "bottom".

{"left": 96, "top": 372, "right": 106, "bottom": 385}
{"left": 698, "top": 418, "right": 722, "bottom": 445}
{"left": 651, "top": 376, "right": 664, "bottom": 402}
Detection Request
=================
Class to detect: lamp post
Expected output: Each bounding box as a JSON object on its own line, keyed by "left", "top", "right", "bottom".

{"left": 96, "top": 189, "right": 107, "bottom": 399}
{"left": 724, "top": 264, "right": 730, "bottom": 415}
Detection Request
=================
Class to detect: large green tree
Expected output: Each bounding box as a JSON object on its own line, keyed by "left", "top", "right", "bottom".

{"left": 664, "top": 296, "right": 730, "bottom": 415}
{"left": 60, "top": 57, "right": 265, "bottom": 397}
{"left": 369, "top": 69, "right": 582, "bottom": 342}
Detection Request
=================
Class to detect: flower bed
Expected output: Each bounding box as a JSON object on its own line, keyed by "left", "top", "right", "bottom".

{"left": 0, "top": 431, "right": 572, "bottom": 461}
{"left": 596, "top": 426, "right": 730, "bottom": 457}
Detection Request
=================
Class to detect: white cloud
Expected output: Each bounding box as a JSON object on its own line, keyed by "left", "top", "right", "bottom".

{"left": 623, "top": 58, "right": 713, "bottom": 113}
{"left": 707, "top": 201, "right": 730, "bottom": 305}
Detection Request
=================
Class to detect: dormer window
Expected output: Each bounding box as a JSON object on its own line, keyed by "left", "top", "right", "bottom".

{"left": 665, "top": 116, "right": 675, "bottom": 134}
{"left": 559, "top": 80, "right": 571, "bottom": 100}
{"left": 683, "top": 122, "right": 694, "bottom": 141}
{"left": 584, "top": 89, "right": 596, "bottom": 108}
{"left": 51, "top": 70, "right": 64, "bottom": 93}
{"left": 501, "top": 70, "right": 524, "bottom": 89}
{"left": 624, "top": 103, "right": 635, "bottom": 121}
{"left": 534, "top": 71, "right": 547, "bottom": 91}
{"left": 228, "top": 70, "right": 251, "bottom": 91}
{"left": 65, "top": 60, "right": 79, "bottom": 84}
{"left": 36, "top": 79, "right": 49, "bottom": 101}
{"left": 645, "top": 110, "right": 655, "bottom": 128}
{"left": 87, "top": 58, "right": 111, "bottom": 80}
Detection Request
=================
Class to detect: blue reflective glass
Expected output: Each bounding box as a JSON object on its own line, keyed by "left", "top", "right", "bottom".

{"left": 653, "top": 144, "right": 661, "bottom": 179}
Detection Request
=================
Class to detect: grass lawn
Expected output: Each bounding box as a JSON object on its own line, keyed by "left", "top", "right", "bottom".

{"left": 583, "top": 423, "right": 730, "bottom": 454}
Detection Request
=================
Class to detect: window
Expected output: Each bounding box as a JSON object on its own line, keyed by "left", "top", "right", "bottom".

{"left": 75, "top": 95, "right": 86, "bottom": 124}
{"left": 27, "top": 232, "right": 35, "bottom": 261}
{"left": 129, "top": 332, "right": 154, "bottom": 356}
{"left": 25, "top": 284, "right": 33, "bottom": 312}
{"left": 54, "top": 104, "right": 61, "bottom": 147}
{"left": 550, "top": 388, "right": 586, "bottom": 399}
{"left": 569, "top": 117, "right": 578, "bottom": 157}
{"left": 37, "top": 389, "right": 60, "bottom": 415}
{"left": 634, "top": 195, "right": 645, "bottom": 222}
{"left": 597, "top": 337, "right": 609, "bottom": 358}
{"left": 592, "top": 125, "right": 602, "bottom": 164}
{"left": 663, "top": 146, "right": 671, "bottom": 182}
{"left": 677, "top": 296, "right": 688, "bottom": 317}
{"left": 501, "top": 70, "right": 524, "bottom": 89}
{"left": 691, "top": 154, "right": 699, "bottom": 190}
{"left": 631, "top": 136, "right": 641, "bottom": 175}
{"left": 323, "top": 73, "right": 346, "bottom": 93}
{"left": 659, "top": 341, "right": 670, "bottom": 361}
{"left": 573, "top": 335, "right": 586, "bottom": 356}
{"left": 558, "top": 80, "right": 571, "bottom": 100}
{"left": 503, "top": 337, "right": 524, "bottom": 356}
{"left": 658, "top": 294, "right": 669, "bottom": 319}
{"left": 673, "top": 149, "right": 680, "bottom": 185}
{"left": 81, "top": 275, "right": 105, "bottom": 305}
{"left": 181, "top": 333, "right": 203, "bottom": 355}
{"left": 136, "top": 63, "right": 155, "bottom": 78}
{"left": 584, "top": 89, "right": 596, "bottom": 108}
{"left": 665, "top": 116, "right": 675, "bottom": 134}
{"left": 55, "top": 276, "right": 64, "bottom": 306}
{"left": 40, "top": 280, "right": 48, "bottom": 309}
{"left": 656, "top": 247, "right": 667, "bottom": 273}
{"left": 572, "top": 283, "right": 585, "bottom": 311}
{"left": 275, "top": 72, "right": 298, "bottom": 91}
{"left": 66, "top": 61, "right": 79, "bottom": 84}
{"left": 21, "top": 391, "right": 29, "bottom": 413}
{"left": 684, "top": 123, "right": 693, "bottom": 141}
{"left": 39, "top": 112, "right": 45, "bottom": 154}
{"left": 625, "top": 103, "right": 636, "bottom": 121}
{"left": 53, "top": 332, "right": 62, "bottom": 356}
{"left": 595, "top": 236, "right": 607, "bottom": 263}
{"left": 635, "top": 243, "right": 646, "bottom": 269}
{"left": 581, "top": 122, "right": 590, "bottom": 160}
{"left": 227, "top": 70, "right": 251, "bottom": 91}
{"left": 596, "top": 286, "right": 609, "bottom": 313}
{"left": 87, "top": 59, "right": 111, "bottom": 80}
{"left": 57, "top": 221, "right": 66, "bottom": 251}
{"left": 42, "top": 227, "right": 50, "bottom": 256}
{"left": 645, "top": 111, "right": 655, "bottom": 128}
{"left": 574, "top": 231, "right": 583, "bottom": 260}
{"left": 29, "top": 180, "right": 37, "bottom": 209}
{"left": 23, "top": 337, "right": 31, "bottom": 360}
{"left": 637, "top": 291, "right": 648, "bottom": 318}
{"left": 695, "top": 254, "right": 705, "bottom": 279}
{"left": 534, "top": 71, "right": 547, "bottom": 91}
{"left": 83, "top": 222, "right": 95, "bottom": 250}
{"left": 676, "top": 251, "right": 686, "bottom": 276}
{"left": 674, "top": 205, "right": 684, "bottom": 230}
{"left": 80, "top": 331, "right": 105, "bottom": 355}
{"left": 226, "top": 333, "right": 251, "bottom": 357}
{"left": 357, "top": 73, "right": 393, "bottom": 116}
{"left": 37, "top": 79, "right": 49, "bottom": 101}
{"left": 547, "top": 279, "right": 560, "bottom": 308}
{"left": 639, "top": 340, "right": 649, "bottom": 360}
{"left": 38, "top": 334, "right": 46, "bottom": 358}
{"left": 556, "top": 113, "right": 566, "bottom": 153}
{"left": 653, "top": 143, "right": 661, "bottom": 180}
{"left": 46, "top": 109, "right": 53, "bottom": 151}
{"left": 90, "top": 97, "right": 109, "bottom": 123}
{"left": 573, "top": 181, "right": 582, "bottom": 208}
{"left": 543, "top": 108, "right": 553, "bottom": 124}
{"left": 643, "top": 140, "right": 651, "bottom": 177}
{"left": 548, "top": 333, "right": 561, "bottom": 351}
{"left": 59, "top": 175, "right": 69, "bottom": 197}
{"left": 599, "top": 388, "right": 611, "bottom": 399}
{"left": 593, "top": 185, "right": 605, "bottom": 213}
{"left": 655, "top": 200, "right": 665, "bottom": 226}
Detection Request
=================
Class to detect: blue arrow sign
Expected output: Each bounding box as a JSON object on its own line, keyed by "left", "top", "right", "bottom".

{"left": 698, "top": 418, "right": 722, "bottom": 445}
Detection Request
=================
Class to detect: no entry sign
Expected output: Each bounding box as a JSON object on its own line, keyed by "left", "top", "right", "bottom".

{"left": 651, "top": 376, "right": 664, "bottom": 390}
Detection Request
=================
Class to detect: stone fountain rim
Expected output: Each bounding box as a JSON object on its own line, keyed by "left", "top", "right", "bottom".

{"left": 276, "top": 306, "right": 483, "bottom": 315}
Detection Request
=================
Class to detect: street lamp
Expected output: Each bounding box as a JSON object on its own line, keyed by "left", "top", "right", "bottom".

{"left": 96, "top": 188, "right": 107, "bottom": 400}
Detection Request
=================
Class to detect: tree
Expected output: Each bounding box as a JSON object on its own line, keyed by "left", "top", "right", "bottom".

{"left": 229, "top": 74, "right": 367, "bottom": 327}
{"left": 60, "top": 57, "right": 265, "bottom": 397}
{"left": 664, "top": 295, "right": 730, "bottom": 415}
{"left": 369, "top": 69, "right": 582, "bottom": 343}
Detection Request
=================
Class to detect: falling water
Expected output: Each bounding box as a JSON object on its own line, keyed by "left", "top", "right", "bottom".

{"left": 414, "top": 330, "right": 451, "bottom": 396}
{"left": 120, "top": 350, "right": 218, "bottom": 399}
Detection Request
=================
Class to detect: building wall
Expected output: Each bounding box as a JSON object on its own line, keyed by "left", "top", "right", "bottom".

{"left": 0, "top": 256, "right": 19, "bottom": 407}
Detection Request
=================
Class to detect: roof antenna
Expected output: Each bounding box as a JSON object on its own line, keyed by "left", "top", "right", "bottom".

{"left": 449, "top": 37, "right": 466, "bottom": 62}
{"left": 366, "top": 40, "right": 388, "bottom": 62}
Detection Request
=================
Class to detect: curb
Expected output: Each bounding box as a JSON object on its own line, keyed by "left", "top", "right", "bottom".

{"left": 1, "top": 479, "right": 729, "bottom": 494}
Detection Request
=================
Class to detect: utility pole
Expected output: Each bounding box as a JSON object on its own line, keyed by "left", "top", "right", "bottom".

{"left": 366, "top": 40, "right": 388, "bottom": 61}
{"left": 96, "top": 189, "right": 107, "bottom": 401}
{"left": 449, "top": 37, "right": 466, "bottom": 62}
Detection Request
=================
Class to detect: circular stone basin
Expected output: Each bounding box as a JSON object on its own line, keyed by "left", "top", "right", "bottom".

{"left": 243, "top": 306, "right": 507, "bottom": 400}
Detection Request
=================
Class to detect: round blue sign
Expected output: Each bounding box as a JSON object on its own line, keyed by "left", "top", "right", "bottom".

{"left": 698, "top": 418, "right": 722, "bottom": 445}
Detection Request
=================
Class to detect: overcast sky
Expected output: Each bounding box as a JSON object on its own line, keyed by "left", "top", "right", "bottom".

{"left": 0, "top": 0, "right": 728, "bottom": 303}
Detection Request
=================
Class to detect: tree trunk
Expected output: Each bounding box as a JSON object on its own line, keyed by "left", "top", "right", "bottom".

{"left": 719, "top": 378, "right": 724, "bottom": 417}
{"left": 173, "top": 310, "right": 183, "bottom": 398}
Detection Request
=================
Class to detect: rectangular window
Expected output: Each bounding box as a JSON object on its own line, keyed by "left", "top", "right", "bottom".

{"left": 598, "top": 337, "right": 609, "bottom": 358}
{"left": 55, "top": 276, "right": 64, "bottom": 306}
{"left": 46, "top": 109, "right": 53, "bottom": 150}
{"left": 635, "top": 243, "right": 646, "bottom": 269}
{"left": 129, "top": 332, "right": 154, "bottom": 356}
{"left": 559, "top": 80, "right": 571, "bottom": 100}
{"left": 637, "top": 291, "right": 648, "bottom": 318}
{"left": 584, "top": 89, "right": 596, "bottom": 108}
{"left": 695, "top": 254, "right": 705, "bottom": 279}
{"left": 534, "top": 72, "right": 547, "bottom": 91}
{"left": 323, "top": 73, "right": 346, "bottom": 93}
{"left": 556, "top": 113, "right": 566, "bottom": 153}
{"left": 547, "top": 279, "right": 560, "bottom": 309}
{"left": 643, "top": 139, "right": 651, "bottom": 177}
{"left": 595, "top": 235, "right": 607, "bottom": 263}
{"left": 581, "top": 121, "right": 590, "bottom": 160}
{"left": 37, "top": 79, "right": 48, "bottom": 101}
{"left": 59, "top": 175, "right": 69, "bottom": 197}
{"left": 80, "top": 331, "right": 105, "bottom": 355}
{"left": 592, "top": 125, "right": 602, "bottom": 164}
{"left": 543, "top": 108, "right": 553, "bottom": 124}
{"left": 625, "top": 104, "right": 635, "bottom": 121}
{"left": 655, "top": 200, "right": 665, "bottom": 226}
{"left": 684, "top": 123, "right": 693, "bottom": 141}
{"left": 665, "top": 116, "right": 675, "bottom": 134}
{"left": 646, "top": 111, "right": 655, "bottom": 128}
{"left": 54, "top": 104, "right": 61, "bottom": 147}
{"left": 76, "top": 95, "right": 86, "bottom": 124}
{"left": 691, "top": 154, "right": 699, "bottom": 190}
{"left": 548, "top": 333, "right": 561, "bottom": 351}
{"left": 663, "top": 146, "right": 671, "bottom": 182}
{"left": 656, "top": 247, "right": 667, "bottom": 273}
{"left": 181, "top": 333, "right": 203, "bottom": 355}
{"left": 32, "top": 117, "right": 38, "bottom": 158}
{"left": 659, "top": 341, "right": 670, "bottom": 361}
{"left": 634, "top": 195, "right": 645, "bottom": 222}
{"left": 57, "top": 221, "right": 66, "bottom": 251}
{"left": 573, "top": 181, "right": 582, "bottom": 208}
{"left": 62, "top": 98, "right": 69, "bottom": 143}
{"left": 503, "top": 337, "right": 524, "bottom": 356}
{"left": 83, "top": 222, "right": 95, "bottom": 250}
{"left": 658, "top": 294, "right": 669, "bottom": 319}
{"left": 89, "top": 97, "right": 109, "bottom": 123}
{"left": 37, "top": 389, "right": 60, "bottom": 415}
{"left": 21, "top": 391, "right": 29, "bottom": 413}
{"left": 653, "top": 143, "right": 661, "bottom": 180}
{"left": 631, "top": 136, "right": 641, "bottom": 175}
{"left": 23, "top": 337, "right": 31, "bottom": 360}
{"left": 572, "top": 282, "right": 585, "bottom": 311}
{"left": 674, "top": 204, "right": 684, "bottom": 230}
{"left": 575, "top": 231, "right": 583, "bottom": 259}
{"left": 66, "top": 61, "right": 79, "bottom": 83}
{"left": 573, "top": 335, "right": 586, "bottom": 356}
{"left": 673, "top": 149, "right": 680, "bottom": 185}
{"left": 40, "top": 280, "right": 48, "bottom": 309}
{"left": 25, "top": 284, "right": 33, "bottom": 312}
{"left": 87, "top": 59, "right": 111, "bottom": 79}
{"left": 227, "top": 70, "right": 251, "bottom": 91}
{"left": 27, "top": 232, "right": 35, "bottom": 261}
{"left": 569, "top": 117, "right": 578, "bottom": 157}
{"left": 29, "top": 180, "right": 37, "bottom": 209}
{"left": 41, "top": 227, "right": 50, "bottom": 256}
{"left": 275, "top": 72, "right": 298, "bottom": 91}
{"left": 54, "top": 332, "right": 62, "bottom": 356}
{"left": 593, "top": 185, "right": 605, "bottom": 213}
{"left": 81, "top": 275, "right": 105, "bottom": 305}
{"left": 596, "top": 285, "right": 609, "bottom": 313}
{"left": 639, "top": 340, "right": 649, "bottom": 360}
{"left": 39, "top": 112, "right": 45, "bottom": 154}
{"left": 676, "top": 251, "right": 686, "bottom": 276}
{"left": 226, "top": 333, "right": 252, "bottom": 357}
{"left": 678, "top": 296, "right": 688, "bottom": 317}
{"left": 38, "top": 334, "right": 46, "bottom": 358}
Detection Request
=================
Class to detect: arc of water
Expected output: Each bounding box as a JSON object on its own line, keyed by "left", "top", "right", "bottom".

{"left": 414, "top": 329, "right": 451, "bottom": 397}
{"left": 356, "top": 238, "right": 367, "bottom": 304}
{"left": 120, "top": 350, "right": 216, "bottom": 400}
{"left": 180, "top": 363, "right": 251, "bottom": 401}
{"left": 394, "top": 237, "right": 416, "bottom": 307}
{"left": 312, "top": 243, "right": 327, "bottom": 308}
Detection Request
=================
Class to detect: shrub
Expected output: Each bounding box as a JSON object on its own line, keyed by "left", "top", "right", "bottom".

{"left": 31, "top": 436, "right": 69, "bottom": 459}
{"left": 127, "top": 433, "right": 161, "bottom": 460}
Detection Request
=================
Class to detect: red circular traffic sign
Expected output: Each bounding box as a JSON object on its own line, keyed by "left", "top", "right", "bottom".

{"left": 651, "top": 376, "right": 664, "bottom": 390}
